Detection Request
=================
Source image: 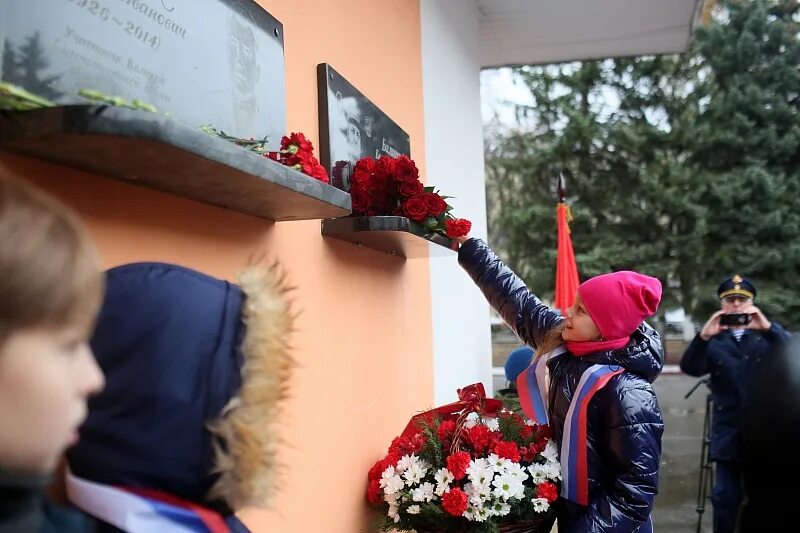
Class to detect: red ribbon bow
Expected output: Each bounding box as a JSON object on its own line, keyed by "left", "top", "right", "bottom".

{"left": 401, "top": 383, "right": 503, "bottom": 438}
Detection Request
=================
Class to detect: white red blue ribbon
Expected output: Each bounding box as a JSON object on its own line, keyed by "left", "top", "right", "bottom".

{"left": 516, "top": 346, "right": 566, "bottom": 424}
{"left": 66, "top": 467, "right": 230, "bottom": 532}
{"left": 560, "top": 364, "right": 625, "bottom": 505}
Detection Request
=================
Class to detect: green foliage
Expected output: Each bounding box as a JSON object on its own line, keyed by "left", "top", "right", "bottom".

{"left": 486, "top": 0, "right": 800, "bottom": 328}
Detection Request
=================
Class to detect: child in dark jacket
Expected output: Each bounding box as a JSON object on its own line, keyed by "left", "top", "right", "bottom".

{"left": 458, "top": 237, "right": 664, "bottom": 533}
{"left": 0, "top": 179, "right": 105, "bottom": 532}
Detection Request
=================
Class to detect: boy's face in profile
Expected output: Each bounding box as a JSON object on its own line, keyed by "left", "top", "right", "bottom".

{"left": 0, "top": 321, "right": 104, "bottom": 473}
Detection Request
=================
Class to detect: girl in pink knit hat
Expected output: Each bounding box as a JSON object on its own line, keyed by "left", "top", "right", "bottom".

{"left": 457, "top": 235, "right": 663, "bottom": 533}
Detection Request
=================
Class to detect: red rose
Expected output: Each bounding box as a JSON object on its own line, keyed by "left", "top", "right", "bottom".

{"left": 366, "top": 479, "right": 383, "bottom": 504}
{"left": 537, "top": 481, "right": 559, "bottom": 503}
{"left": 376, "top": 155, "right": 397, "bottom": 175}
{"left": 350, "top": 187, "right": 373, "bottom": 215}
{"left": 494, "top": 441, "right": 521, "bottom": 463}
{"left": 446, "top": 451, "right": 472, "bottom": 480}
{"left": 398, "top": 179, "right": 424, "bottom": 198}
{"left": 442, "top": 488, "right": 468, "bottom": 517}
{"left": 354, "top": 157, "right": 377, "bottom": 174}
{"left": 423, "top": 192, "right": 448, "bottom": 217}
{"left": 437, "top": 420, "right": 457, "bottom": 443}
{"left": 403, "top": 197, "right": 428, "bottom": 222}
{"left": 445, "top": 218, "right": 472, "bottom": 238}
{"left": 394, "top": 154, "right": 419, "bottom": 183}
{"left": 464, "top": 425, "right": 492, "bottom": 454}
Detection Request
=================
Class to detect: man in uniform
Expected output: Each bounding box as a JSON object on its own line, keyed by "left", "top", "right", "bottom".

{"left": 680, "top": 275, "right": 791, "bottom": 533}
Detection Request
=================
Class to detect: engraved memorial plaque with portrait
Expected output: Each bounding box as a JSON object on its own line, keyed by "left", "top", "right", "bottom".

{"left": 317, "top": 63, "right": 410, "bottom": 191}
{"left": 0, "top": 0, "right": 287, "bottom": 149}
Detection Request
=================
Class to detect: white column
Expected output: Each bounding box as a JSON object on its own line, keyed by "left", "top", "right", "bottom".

{"left": 421, "top": 0, "right": 493, "bottom": 404}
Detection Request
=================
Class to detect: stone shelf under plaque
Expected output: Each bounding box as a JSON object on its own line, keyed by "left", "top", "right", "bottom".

{"left": 0, "top": 105, "right": 351, "bottom": 221}
{"left": 321, "top": 216, "right": 458, "bottom": 259}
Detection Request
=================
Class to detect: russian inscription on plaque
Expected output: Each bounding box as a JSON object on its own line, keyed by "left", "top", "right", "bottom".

{"left": 1, "top": 0, "right": 287, "bottom": 148}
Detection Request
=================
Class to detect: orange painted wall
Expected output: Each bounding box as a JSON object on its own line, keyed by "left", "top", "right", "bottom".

{"left": 0, "top": 1, "right": 430, "bottom": 531}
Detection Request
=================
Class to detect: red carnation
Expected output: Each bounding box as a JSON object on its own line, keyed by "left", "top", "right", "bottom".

{"left": 437, "top": 420, "right": 457, "bottom": 443}
{"left": 403, "top": 197, "right": 428, "bottom": 222}
{"left": 520, "top": 424, "right": 534, "bottom": 440}
{"left": 366, "top": 479, "right": 383, "bottom": 504}
{"left": 368, "top": 452, "right": 400, "bottom": 481}
{"left": 423, "top": 192, "right": 448, "bottom": 217}
{"left": 445, "top": 218, "right": 472, "bottom": 239}
{"left": 389, "top": 436, "right": 413, "bottom": 456}
{"left": 441, "top": 488, "right": 468, "bottom": 517}
{"left": 537, "top": 481, "right": 559, "bottom": 503}
{"left": 494, "top": 441, "right": 521, "bottom": 463}
{"left": 519, "top": 445, "right": 537, "bottom": 463}
{"left": 464, "top": 425, "right": 492, "bottom": 454}
{"left": 446, "top": 451, "right": 472, "bottom": 481}
{"left": 281, "top": 132, "right": 313, "bottom": 154}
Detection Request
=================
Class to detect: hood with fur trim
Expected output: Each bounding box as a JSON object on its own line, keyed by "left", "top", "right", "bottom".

{"left": 66, "top": 262, "right": 293, "bottom": 513}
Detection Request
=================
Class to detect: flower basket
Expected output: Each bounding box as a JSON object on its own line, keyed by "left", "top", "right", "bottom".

{"left": 366, "top": 383, "right": 560, "bottom": 533}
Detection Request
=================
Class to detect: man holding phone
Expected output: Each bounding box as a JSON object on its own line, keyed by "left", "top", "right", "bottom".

{"left": 680, "top": 275, "right": 791, "bottom": 533}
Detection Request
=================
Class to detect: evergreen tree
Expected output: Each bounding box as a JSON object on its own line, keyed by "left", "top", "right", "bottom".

{"left": 486, "top": 0, "right": 800, "bottom": 327}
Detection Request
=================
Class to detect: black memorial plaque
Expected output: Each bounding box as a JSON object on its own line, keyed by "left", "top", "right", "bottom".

{"left": 1, "top": 0, "right": 286, "bottom": 149}
{"left": 317, "top": 63, "right": 410, "bottom": 191}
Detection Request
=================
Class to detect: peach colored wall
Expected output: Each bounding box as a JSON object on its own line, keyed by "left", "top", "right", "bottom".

{"left": 0, "top": 1, "right": 430, "bottom": 531}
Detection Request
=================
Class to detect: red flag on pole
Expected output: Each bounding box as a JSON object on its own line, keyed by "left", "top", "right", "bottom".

{"left": 555, "top": 176, "right": 579, "bottom": 313}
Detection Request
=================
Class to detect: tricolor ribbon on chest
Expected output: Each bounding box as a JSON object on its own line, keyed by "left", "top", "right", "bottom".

{"left": 517, "top": 348, "right": 624, "bottom": 506}
{"left": 66, "top": 468, "right": 231, "bottom": 533}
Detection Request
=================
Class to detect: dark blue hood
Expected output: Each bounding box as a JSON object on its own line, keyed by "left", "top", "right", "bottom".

{"left": 67, "top": 262, "right": 245, "bottom": 510}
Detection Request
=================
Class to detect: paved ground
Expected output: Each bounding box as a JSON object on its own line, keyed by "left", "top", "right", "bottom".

{"left": 652, "top": 373, "right": 713, "bottom": 532}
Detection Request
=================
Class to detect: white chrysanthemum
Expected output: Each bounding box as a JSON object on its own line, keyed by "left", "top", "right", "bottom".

{"left": 407, "top": 504, "right": 421, "bottom": 515}
{"left": 487, "top": 453, "right": 512, "bottom": 473}
{"left": 383, "top": 474, "right": 406, "bottom": 495}
{"left": 492, "top": 474, "right": 526, "bottom": 501}
{"left": 411, "top": 482, "right": 435, "bottom": 503}
{"left": 466, "top": 459, "right": 492, "bottom": 486}
{"left": 532, "top": 497, "right": 550, "bottom": 512}
{"left": 463, "top": 411, "right": 481, "bottom": 429}
{"left": 396, "top": 454, "right": 416, "bottom": 473}
{"left": 504, "top": 461, "right": 528, "bottom": 481}
{"left": 472, "top": 506, "right": 491, "bottom": 522}
{"left": 403, "top": 461, "right": 429, "bottom": 486}
{"left": 542, "top": 440, "right": 559, "bottom": 463}
{"left": 525, "top": 419, "right": 537, "bottom": 426}
{"left": 433, "top": 468, "right": 454, "bottom": 496}
{"left": 388, "top": 501, "right": 401, "bottom": 523}
{"left": 484, "top": 417, "right": 500, "bottom": 431}
{"left": 489, "top": 501, "right": 512, "bottom": 517}
{"left": 379, "top": 466, "right": 396, "bottom": 486}
{"left": 543, "top": 461, "right": 562, "bottom": 481}
{"left": 527, "top": 462, "right": 550, "bottom": 484}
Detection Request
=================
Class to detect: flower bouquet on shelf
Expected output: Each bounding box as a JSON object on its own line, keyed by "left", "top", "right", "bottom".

{"left": 202, "top": 128, "right": 330, "bottom": 184}
{"left": 349, "top": 154, "right": 471, "bottom": 241}
{"left": 366, "top": 383, "right": 560, "bottom": 533}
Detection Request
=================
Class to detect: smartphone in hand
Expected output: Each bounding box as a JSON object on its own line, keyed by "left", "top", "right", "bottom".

{"left": 719, "top": 313, "right": 752, "bottom": 327}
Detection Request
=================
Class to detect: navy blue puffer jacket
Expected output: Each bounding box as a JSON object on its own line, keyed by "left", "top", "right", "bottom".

{"left": 459, "top": 239, "right": 664, "bottom": 533}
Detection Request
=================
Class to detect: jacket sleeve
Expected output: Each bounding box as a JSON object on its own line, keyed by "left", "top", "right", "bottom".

{"left": 764, "top": 322, "right": 792, "bottom": 345}
{"left": 457, "top": 238, "right": 563, "bottom": 349}
{"left": 679, "top": 334, "right": 711, "bottom": 377}
{"left": 576, "top": 382, "right": 663, "bottom": 532}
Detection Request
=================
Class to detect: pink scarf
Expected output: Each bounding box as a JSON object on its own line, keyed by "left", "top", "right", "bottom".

{"left": 565, "top": 337, "right": 630, "bottom": 356}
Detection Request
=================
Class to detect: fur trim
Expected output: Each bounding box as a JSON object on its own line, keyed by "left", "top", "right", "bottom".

{"left": 208, "top": 262, "right": 294, "bottom": 510}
